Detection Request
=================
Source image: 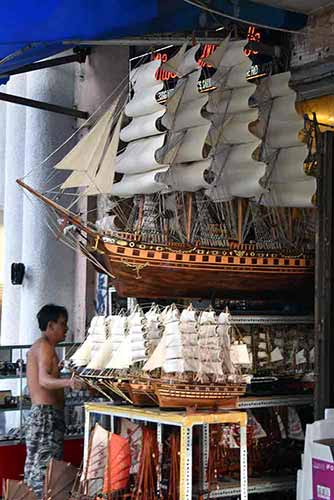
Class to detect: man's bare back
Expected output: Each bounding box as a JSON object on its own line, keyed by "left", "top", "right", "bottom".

{"left": 27, "top": 338, "right": 65, "bottom": 409}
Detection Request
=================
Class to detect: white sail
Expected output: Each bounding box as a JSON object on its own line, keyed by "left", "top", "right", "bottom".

{"left": 204, "top": 37, "right": 264, "bottom": 202}
{"left": 251, "top": 71, "right": 316, "bottom": 207}
{"left": 180, "top": 307, "right": 197, "bottom": 322}
{"left": 84, "top": 111, "right": 123, "bottom": 196}
{"left": 70, "top": 338, "right": 92, "bottom": 366}
{"left": 159, "top": 57, "right": 211, "bottom": 167}
{"left": 197, "top": 310, "right": 223, "bottom": 377}
{"left": 111, "top": 167, "right": 169, "bottom": 197}
{"left": 106, "top": 336, "right": 132, "bottom": 369}
{"left": 95, "top": 214, "right": 120, "bottom": 232}
{"left": 259, "top": 180, "right": 316, "bottom": 207}
{"left": 71, "top": 316, "right": 108, "bottom": 367}
{"left": 57, "top": 110, "right": 112, "bottom": 173}
{"left": 111, "top": 54, "right": 169, "bottom": 196}
{"left": 162, "top": 305, "right": 199, "bottom": 374}
{"left": 58, "top": 100, "right": 120, "bottom": 189}
{"left": 125, "top": 82, "right": 164, "bottom": 117}
{"left": 160, "top": 159, "right": 214, "bottom": 192}
{"left": 161, "top": 43, "right": 201, "bottom": 78}
{"left": 143, "top": 334, "right": 167, "bottom": 371}
{"left": 87, "top": 337, "right": 114, "bottom": 370}
{"left": 160, "top": 42, "right": 188, "bottom": 76}
{"left": 115, "top": 134, "right": 167, "bottom": 175}
{"left": 127, "top": 308, "right": 148, "bottom": 364}
{"left": 120, "top": 109, "right": 165, "bottom": 143}
{"left": 130, "top": 59, "right": 161, "bottom": 91}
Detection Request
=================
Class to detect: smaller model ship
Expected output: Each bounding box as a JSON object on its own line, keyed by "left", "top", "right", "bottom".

{"left": 69, "top": 305, "right": 246, "bottom": 409}
{"left": 144, "top": 305, "right": 246, "bottom": 409}
{"left": 70, "top": 307, "right": 162, "bottom": 405}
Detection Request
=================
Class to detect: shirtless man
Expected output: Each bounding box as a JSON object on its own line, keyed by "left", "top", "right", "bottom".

{"left": 24, "top": 304, "right": 80, "bottom": 498}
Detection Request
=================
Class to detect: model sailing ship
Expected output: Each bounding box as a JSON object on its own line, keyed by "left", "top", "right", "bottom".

{"left": 17, "top": 35, "right": 316, "bottom": 301}
{"left": 68, "top": 304, "right": 247, "bottom": 408}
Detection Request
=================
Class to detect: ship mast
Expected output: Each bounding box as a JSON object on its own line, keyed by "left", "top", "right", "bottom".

{"left": 237, "top": 198, "right": 244, "bottom": 245}
{"left": 136, "top": 195, "right": 145, "bottom": 237}
{"left": 186, "top": 193, "right": 193, "bottom": 242}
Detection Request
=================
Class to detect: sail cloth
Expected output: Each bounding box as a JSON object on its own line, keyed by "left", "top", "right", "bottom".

{"left": 251, "top": 72, "right": 316, "bottom": 207}
{"left": 115, "top": 134, "right": 166, "bottom": 175}
{"left": 57, "top": 98, "right": 123, "bottom": 195}
{"left": 154, "top": 44, "right": 214, "bottom": 192}
{"left": 82, "top": 423, "right": 109, "bottom": 496}
{"left": 103, "top": 434, "right": 131, "bottom": 493}
{"left": 112, "top": 58, "right": 169, "bottom": 196}
{"left": 106, "top": 336, "right": 132, "bottom": 369}
{"left": 143, "top": 334, "right": 168, "bottom": 371}
{"left": 4, "top": 480, "right": 37, "bottom": 500}
{"left": 111, "top": 167, "right": 169, "bottom": 197}
{"left": 159, "top": 159, "right": 214, "bottom": 192}
{"left": 70, "top": 337, "right": 92, "bottom": 367}
{"left": 204, "top": 37, "right": 265, "bottom": 202}
{"left": 43, "top": 459, "right": 78, "bottom": 500}
{"left": 86, "top": 337, "right": 114, "bottom": 369}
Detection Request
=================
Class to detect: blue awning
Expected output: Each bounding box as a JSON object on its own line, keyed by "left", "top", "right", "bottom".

{"left": 0, "top": 0, "right": 308, "bottom": 86}
{"left": 0, "top": 0, "right": 204, "bottom": 85}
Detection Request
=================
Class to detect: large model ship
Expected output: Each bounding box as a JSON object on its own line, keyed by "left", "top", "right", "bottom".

{"left": 17, "top": 36, "right": 316, "bottom": 301}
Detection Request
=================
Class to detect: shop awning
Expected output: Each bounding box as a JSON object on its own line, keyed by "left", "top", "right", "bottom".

{"left": 184, "top": 0, "right": 307, "bottom": 32}
{"left": 0, "top": 0, "right": 205, "bottom": 85}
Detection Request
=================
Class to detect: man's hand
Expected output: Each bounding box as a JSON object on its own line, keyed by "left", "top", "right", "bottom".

{"left": 68, "top": 376, "right": 84, "bottom": 391}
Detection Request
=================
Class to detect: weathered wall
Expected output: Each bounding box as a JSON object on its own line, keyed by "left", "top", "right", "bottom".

{"left": 291, "top": 6, "right": 334, "bottom": 68}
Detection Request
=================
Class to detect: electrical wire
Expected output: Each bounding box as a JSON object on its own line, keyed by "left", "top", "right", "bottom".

{"left": 183, "top": 0, "right": 308, "bottom": 34}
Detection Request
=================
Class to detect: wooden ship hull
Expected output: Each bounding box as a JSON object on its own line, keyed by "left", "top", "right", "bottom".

{"left": 95, "top": 234, "right": 314, "bottom": 300}
{"left": 154, "top": 381, "right": 247, "bottom": 409}
{"left": 128, "top": 381, "right": 158, "bottom": 406}
{"left": 15, "top": 183, "right": 315, "bottom": 302}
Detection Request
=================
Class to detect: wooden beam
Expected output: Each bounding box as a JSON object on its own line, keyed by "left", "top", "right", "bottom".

{"left": 315, "top": 131, "right": 334, "bottom": 419}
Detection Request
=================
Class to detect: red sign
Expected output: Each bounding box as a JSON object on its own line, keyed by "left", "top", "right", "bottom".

{"left": 153, "top": 44, "right": 217, "bottom": 81}
{"left": 244, "top": 26, "right": 261, "bottom": 57}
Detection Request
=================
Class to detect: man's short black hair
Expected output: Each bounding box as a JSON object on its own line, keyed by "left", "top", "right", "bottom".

{"left": 37, "top": 304, "right": 68, "bottom": 331}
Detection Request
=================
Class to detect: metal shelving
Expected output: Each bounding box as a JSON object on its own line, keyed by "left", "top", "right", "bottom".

{"left": 84, "top": 403, "right": 248, "bottom": 500}
{"left": 238, "top": 394, "right": 313, "bottom": 409}
{"left": 205, "top": 475, "right": 296, "bottom": 498}
{"left": 230, "top": 315, "right": 314, "bottom": 325}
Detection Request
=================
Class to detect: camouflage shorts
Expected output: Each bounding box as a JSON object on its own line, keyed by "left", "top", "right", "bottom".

{"left": 24, "top": 405, "right": 65, "bottom": 499}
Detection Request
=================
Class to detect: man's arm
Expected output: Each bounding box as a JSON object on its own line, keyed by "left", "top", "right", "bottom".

{"left": 38, "top": 341, "right": 74, "bottom": 390}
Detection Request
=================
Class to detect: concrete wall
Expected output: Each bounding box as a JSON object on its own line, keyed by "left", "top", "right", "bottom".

{"left": 0, "top": 46, "right": 129, "bottom": 345}
{"left": 73, "top": 45, "right": 129, "bottom": 340}
{"left": 291, "top": 7, "right": 334, "bottom": 68}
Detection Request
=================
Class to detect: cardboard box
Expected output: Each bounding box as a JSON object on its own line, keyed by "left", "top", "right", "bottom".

{"left": 312, "top": 439, "right": 334, "bottom": 500}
